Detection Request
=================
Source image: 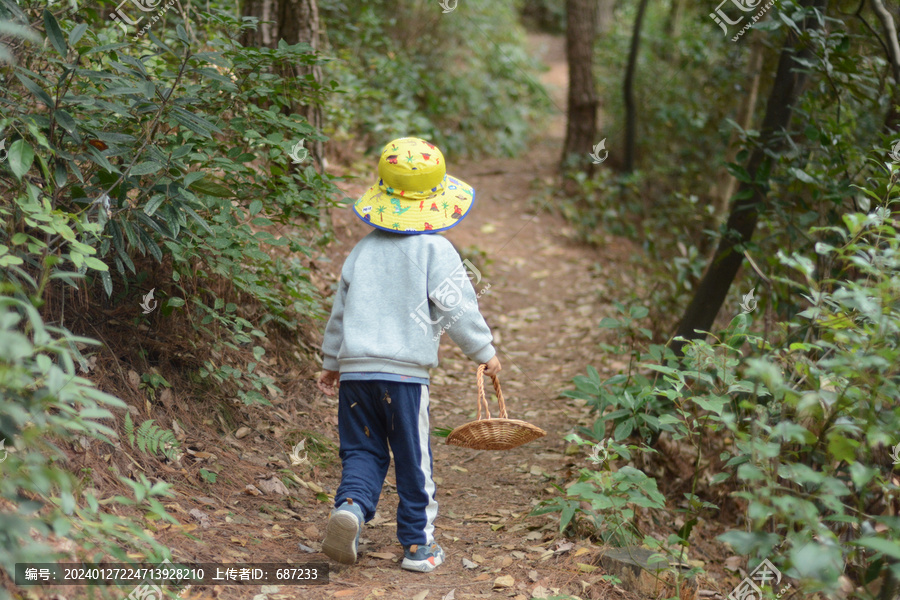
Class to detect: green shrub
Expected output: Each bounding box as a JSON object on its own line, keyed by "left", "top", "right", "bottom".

{"left": 0, "top": 298, "right": 174, "bottom": 595}
{"left": 0, "top": 2, "right": 341, "bottom": 591}
{"left": 535, "top": 433, "right": 666, "bottom": 545}
{"left": 1, "top": 5, "right": 342, "bottom": 405}
{"left": 552, "top": 168, "right": 900, "bottom": 596}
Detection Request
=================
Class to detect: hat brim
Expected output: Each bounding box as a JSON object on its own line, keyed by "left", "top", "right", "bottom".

{"left": 352, "top": 175, "right": 475, "bottom": 234}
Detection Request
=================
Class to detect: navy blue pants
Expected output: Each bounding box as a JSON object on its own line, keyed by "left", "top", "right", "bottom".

{"left": 334, "top": 380, "right": 438, "bottom": 547}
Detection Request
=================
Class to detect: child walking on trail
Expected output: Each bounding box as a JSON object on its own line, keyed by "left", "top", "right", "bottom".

{"left": 316, "top": 137, "right": 501, "bottom": 573}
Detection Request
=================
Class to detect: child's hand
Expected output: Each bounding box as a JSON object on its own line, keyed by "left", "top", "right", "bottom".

{"left": 483, "top": 356, "right": 502, "bottom": 377}
{"left": 317, "top": 370, "right": 340, "bottom": 396}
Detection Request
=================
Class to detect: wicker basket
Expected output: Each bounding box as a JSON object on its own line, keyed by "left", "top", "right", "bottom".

{"left": 446, "top": 365, "right": 547, "bottom": 451}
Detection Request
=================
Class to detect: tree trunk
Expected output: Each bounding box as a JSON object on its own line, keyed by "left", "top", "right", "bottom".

{"left": 241, "top": 0, "right": 324, "bottom": 168}
{"left": 665, "top": 0, "right": 684, "bottom": 37}
{"left": 714, "top": 39, "right": 765, "bottom": 217}
{"left": 562, "top": 0, "right": 600, "bottom": 174}
{"left": 671, "top": 0, "right": 828, "bottom": 354}
{"left": 871, "top": 0, "right": 900, "bottom": 133}
{"left": 623, "top": 0, "right": 649, "bottom": 174}
{"left": 240, "top": 0, "right": 276, "bottom": 47}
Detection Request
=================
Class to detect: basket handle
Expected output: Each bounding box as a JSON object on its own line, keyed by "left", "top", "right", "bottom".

{"left": 475, "top": 364, "right": 508, "bottom": 420}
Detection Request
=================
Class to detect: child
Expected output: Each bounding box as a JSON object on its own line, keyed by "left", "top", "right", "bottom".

{"left": 316, "top": 137, "right": 501, "bottom": 573}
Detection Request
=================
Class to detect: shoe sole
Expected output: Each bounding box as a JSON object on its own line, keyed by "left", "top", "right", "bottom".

{"left": 322, "top": 512, "right": 359, "bottom": 565}
{"left": 401, "top": 551, "right": 444, "bottom": 573}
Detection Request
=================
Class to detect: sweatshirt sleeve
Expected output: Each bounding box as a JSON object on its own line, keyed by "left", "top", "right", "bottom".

{"left": 428, "top": 245, "right": 496, "bottom": 365}
{"left": 321, "top": 276, "right": 348, "bottom": 371}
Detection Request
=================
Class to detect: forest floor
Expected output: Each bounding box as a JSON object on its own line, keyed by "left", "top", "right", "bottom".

{"left": 25, "top": 33, "right": 744, "bottom": 600}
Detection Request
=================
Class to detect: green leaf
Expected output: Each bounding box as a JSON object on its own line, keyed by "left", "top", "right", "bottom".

{"left": 0, "top": 254, "right": 24, "bottom": 267}
{"left": 432, "top": 426, "right": 453, "bottom": 438}
{"left": 55, "top": 109, "right": 78, "bottom": 137}
{"left": 167, "top": 297, "right": 185, "bottom": 308}
{"left": 171, "top": 107, "right": 222, "bottom": 139}
{"left": 172, "top": 145, "right": 193, "bottom": 160}
{"left": 181, "top": 204, "right": 213, "bottom": 235}
{"left": 69, "top": 23, "right": 88, "bottom": 46}
{"left": 725, "top": 162, "right": 752, "bottom": 183}
{"left": 249, "top": 199, "right": 263, "bottom": 216}
{"left": 613, "top": 419, "right": 633, "bottom": 441}
{"left": 143, "top": 195, "right": 165, "bottom": 216}
{"left": 789, "top": 167, "right": 817, "bottom": 184}
{"left": 677, "top": 517, "right": 697, "bottom": 541}
{"left": 100, "top": 270, "right": 113, "bottom": 297}
{"left": 147, "top": 30, "right": 173, "bottom": 53}
{"left": 189, "top": 176, "right": 232, "bottom": 198}
{"left": 560, "top": 502, "right": 576, "bottom": 532}
{"left": 136, "top": 227, "right": 163, "bottom": 262}
{"left": 717, "top": 530, "right": 766, "bottom": 554}
{"left": 842, "top": 213, "right": 866, "bottom": 236}
{"left": 130, "top": 161, "right": 163, "bottom": 176}
{"left": 598, "top": 317, "right": 620, "bottom": 329}
{"left": 8, "top": 139, "right": 35, "bottom": 180}
{"left": 693, "top": 396, "right": 727, "bottom": 416}
{"left": 83, "top": 256, "right": 108, "bottom": 271}
{"left": 855, "top": 538, "right": 900, "bottom": 561}
{"left": 827, "top": 433, "right": 858, "bottom": 462}
{"left": 848, "top": 462, "right": 877, "bottom": 491}
{"left": 629, "top": 306, "right": 648, "bottom": 319}
{"left": 43, "top": 10, "right": 67, "bottom": 57}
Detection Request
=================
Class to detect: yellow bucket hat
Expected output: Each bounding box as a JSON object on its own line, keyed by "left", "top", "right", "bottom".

{"left": 353, "top": 137, "right": 475, "bottom": 234}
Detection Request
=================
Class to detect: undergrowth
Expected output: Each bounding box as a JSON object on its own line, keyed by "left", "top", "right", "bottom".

{"left": 0, "top": 2, "right": 338, "bottom": 591}
{"left": 546, "top": 166, "right": 900, "bottom": 597}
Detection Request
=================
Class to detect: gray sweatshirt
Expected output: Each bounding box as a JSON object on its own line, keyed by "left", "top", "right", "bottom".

{"left": 321, "top": 229, "right": 496, "bottom": 379}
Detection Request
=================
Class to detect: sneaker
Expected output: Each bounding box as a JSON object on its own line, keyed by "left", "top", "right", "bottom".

{"left": 401, "top": 543, "right": 445, "bottom": 573}
{"left": 322, "top": 499, "right": 364, "bottom": 564}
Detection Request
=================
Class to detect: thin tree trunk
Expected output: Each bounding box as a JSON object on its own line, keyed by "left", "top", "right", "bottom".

{"left": 623, "top": 0, "right": 649, "bottom": 174}
{"left": 671, "top": 0, "right": 828, "bottom": 354}
{"left": 715, "top": 39, "right": 765, "bottom": 217}
{"left": 871, "top": 0, "right": 900, "bottom": 132}
{"left": 562, "top": 0, "right": 600, "bottom": 173}
{"left": 665, "top": 0, "right": 684, "bottom": 37}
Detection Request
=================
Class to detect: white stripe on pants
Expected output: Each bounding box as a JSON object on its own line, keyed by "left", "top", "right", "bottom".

{"left": 416, "top": 384, "right": 438, "bottom": 544}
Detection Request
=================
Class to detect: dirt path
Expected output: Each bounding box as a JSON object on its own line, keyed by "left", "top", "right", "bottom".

{"left": 300, "top": 33, "right": 643, "bottom": 600}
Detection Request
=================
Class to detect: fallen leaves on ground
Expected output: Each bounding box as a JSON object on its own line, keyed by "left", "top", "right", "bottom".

{"left": 188, "top": 508, "right": 210, "bottom": 528}
{"left": 256, "top": 475, "right": 290, "bottom": 495}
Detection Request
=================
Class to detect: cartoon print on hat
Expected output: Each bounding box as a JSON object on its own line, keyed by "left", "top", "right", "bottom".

{"left": 353, "top": 137, "right": 476, "bottom": 234}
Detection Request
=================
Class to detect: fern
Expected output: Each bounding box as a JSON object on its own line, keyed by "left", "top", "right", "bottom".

{"left": 124, "top": 411, "right": 135, "bottom": 447}
{"left": 124, "top": 415, "right": 179, "bottom": 460}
